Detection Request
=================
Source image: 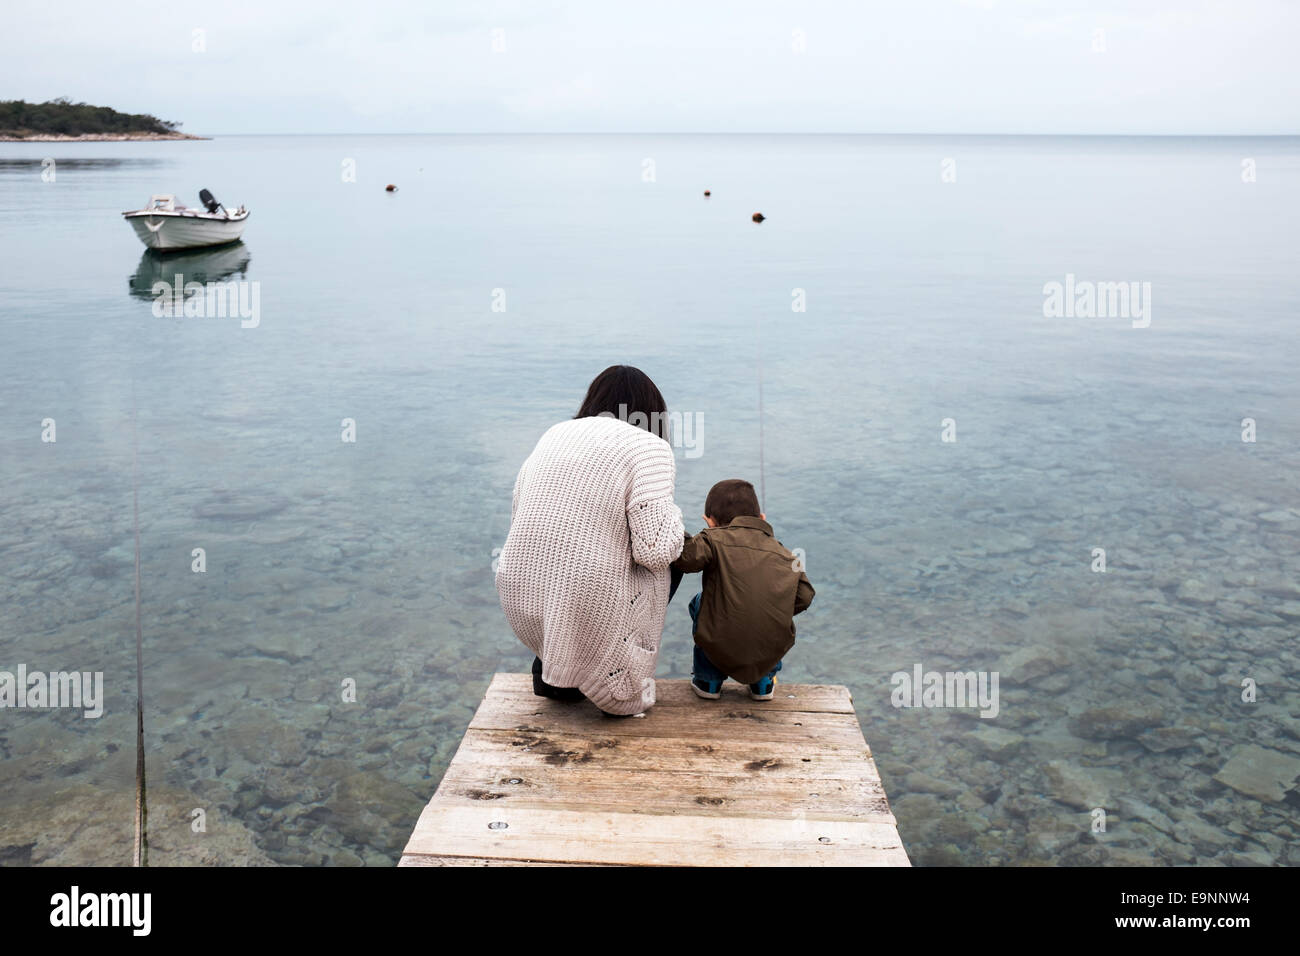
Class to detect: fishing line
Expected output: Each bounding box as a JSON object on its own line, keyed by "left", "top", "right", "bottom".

{"left": 131, "top": 383, "right": 148, "bottom": 866}
{"left": 756, "top": 313, "right": 766, "bottom": 514}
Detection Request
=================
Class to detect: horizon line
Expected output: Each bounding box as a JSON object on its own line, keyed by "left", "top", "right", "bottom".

{"left": 188, "top": 130, "right": 1300, "bottom": 138}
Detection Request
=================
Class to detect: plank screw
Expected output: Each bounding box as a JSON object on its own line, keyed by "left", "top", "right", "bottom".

{"left": 818, "top": 837, "right": 831, "bottom": 844}
{"left": 508, "top": 778, "right": 522, "bottom": 785}
{"left": 488, "top": 821, "right": 509, "bottom": 830}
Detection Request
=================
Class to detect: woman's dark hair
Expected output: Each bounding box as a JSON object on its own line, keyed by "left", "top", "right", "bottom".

{"left": 576, "top": 365, "right": 670, "bottom": 443}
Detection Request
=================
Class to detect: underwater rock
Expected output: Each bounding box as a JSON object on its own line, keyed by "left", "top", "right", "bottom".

{"left": 1030, "top": 726, "right": 1099, "bottom": 759}
{"left": 145, "top": 789, "right": 278, "bottom": 866}
{"left": 225, "top": 715, "right": 309, "bottom": 767}
{"left": 981, "top": 531, "right": 1034, "bottom": 556}
{"left": 0, "top": 782, "right": 275, "bottom": 866}
{"left": 1213, "top": 744, "right": 1300, "bottom": 802}
{"left": 922, "top": 812, "right": 980, "bottom": 844}
{"left": 1211, "top": 606, "right": 1284, "bottom": 629}
{"left": 1069, "top": 706, "right": 1163, "bottom": 741}
{"left": 1169, "top": 809, "right": 1236, "bottom": 850}
{"left": 999, "top": 598, "right": 1031, "bottom": 617}
{"left": 292, "top": 679, "right": 325, "bottom": 703}
{"left": 1174, "top": 579, "right": 1216, "bottom": 606}
{"left": 1036, "top": 673, "right": 1073, "bottom": 693}
{"left": 1138, "top": 726, "right": 1200, "bottom": 753}
{"left": 1222, "top": 847, "right": 1278, "bottom": 866}
{"left": 301, "top": 544, "right": 345, "bottom": 570}
{"left": 1102, "top": 847, "right": 1161, "bottom": 866}
{"left": 244, "top": 631, "right": 314, "bottom": 664}
{"left": 966, "top": 726, "right": 1025, "bottom": 760}
{"left": 305, "top": 586, "right": 355, "bottom": 611}
{"left": 241, "top": 658, "right": 294, "bottom": 700}
{"left": 1043, "top": 760, "right": 1124, "bottom": 810}
{"left": 891, "top": 792, "right": 943, "bottom": 824}
{"left": 1273, "top": 600, "right": 1300, "bottom": 621}
{"left": 1172, "top": 662, "right": 1218, "bottom": 694}
{"left": 247, "top": 766, "right": 331, "bottom": 809}
{"left": 997, "top": 646, "right": 1060, "bottom": 684}
{"left": 1260, "top": 579, "right": 1300, "bottom": 600}
{"left": 1026, "top": 815, "right": 1083, "bottom": 856}
{"left": 904, "top": 771, "right": 963, "bottom": 798}
{"left": 194, "top": 492, "right": 291, "bottom": 522}
{"left": 326, "top": 771, "right": 425, "bottom": 848}
{"left": 1116, "top": 796, "right": 1176, "bottom": 834}
{"left": 914, "top": 843, "right": 964, "bottom": 866}
{"left": 1222, "top": 570, "right": 1258, "bottom": 589}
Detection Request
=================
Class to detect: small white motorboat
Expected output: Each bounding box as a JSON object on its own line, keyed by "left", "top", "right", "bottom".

{"left": 123, "top": 189, "right": 248, "bottom": 251}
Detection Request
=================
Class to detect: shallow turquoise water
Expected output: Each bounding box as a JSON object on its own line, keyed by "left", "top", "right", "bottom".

{"left": 1, "top": 135, "right": 1297, "bottom": 865}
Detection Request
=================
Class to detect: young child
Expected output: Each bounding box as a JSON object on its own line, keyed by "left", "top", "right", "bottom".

{"left": 672, "top": 479, "right": 814, "bottom": 700}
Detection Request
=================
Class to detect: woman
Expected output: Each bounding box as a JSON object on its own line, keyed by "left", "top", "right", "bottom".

{"left": 496, "top": 366, "right": 685, "bottom": 715}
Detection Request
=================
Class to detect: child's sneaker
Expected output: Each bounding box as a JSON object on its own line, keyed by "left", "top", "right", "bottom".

{"left": 691, "top": 677, "right": 722, "bottom": 699}
{"left": 748, "top": 674, "right": 777, "bottom": 701}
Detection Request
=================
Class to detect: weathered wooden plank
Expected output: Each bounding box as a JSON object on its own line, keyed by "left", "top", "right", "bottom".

{"left": 469, "top": 696, "right": 870, "bottom": 749}
{"left": 398, "top": 855, "right": 605, "bottom": 867}
{"left": 483, "top": 673, "right": 856, "bottom": 713}
{"left": 403, "top": 804, "right": 910, "bottom": 867}
{"left": 435, "top": 759, "right": 896, "bottom": 821}
{"left": 441, "top": 727, "right": 887, "bottom": 784}
{"left": 400, "top": 674, "right": 908, "bottom": 867}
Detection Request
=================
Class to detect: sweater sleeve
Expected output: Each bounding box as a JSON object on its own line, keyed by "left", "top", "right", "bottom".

{"left": 673, "top": 529, "right": 714, "bottom": 573}
{"left": 626, "top": 438, "right": 684, "bottom": 572}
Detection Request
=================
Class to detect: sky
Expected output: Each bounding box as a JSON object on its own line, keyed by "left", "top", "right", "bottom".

{"left": 3, "top": 0, "right": 1298, "bottom": 135}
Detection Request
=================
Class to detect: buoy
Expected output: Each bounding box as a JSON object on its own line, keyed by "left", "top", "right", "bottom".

{"left": 752, "top": 212, "right": 765, "bottom": 223}
{"left": 704, "top": 189, "right": 711, "bottom": 197}
{"left": 385, "top": 184, "right": 397, "bottom": 192}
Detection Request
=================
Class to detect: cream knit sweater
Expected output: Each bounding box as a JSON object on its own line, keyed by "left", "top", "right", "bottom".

{"left": 496, "top": 415, "right": 685, "bottom": 714}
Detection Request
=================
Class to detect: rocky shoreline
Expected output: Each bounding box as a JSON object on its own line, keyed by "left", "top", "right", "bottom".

{"left": 0, "top": 132, "right": 208, "bottom": 142}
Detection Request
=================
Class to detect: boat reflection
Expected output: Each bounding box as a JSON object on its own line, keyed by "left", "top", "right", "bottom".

{"left": 128, "top": 242, "right": 251, "bottom": 302}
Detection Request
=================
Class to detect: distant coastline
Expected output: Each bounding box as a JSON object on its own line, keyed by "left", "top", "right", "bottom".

{"left": 0, "top": 131, "right": 207, "bottom": 142}
{"left": 0, "top": 98, "right": 203, "bottom": 142}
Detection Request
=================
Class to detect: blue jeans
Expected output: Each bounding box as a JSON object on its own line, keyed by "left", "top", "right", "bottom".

{"left": 687, "top": 592, "right": 783, "bottom": 689}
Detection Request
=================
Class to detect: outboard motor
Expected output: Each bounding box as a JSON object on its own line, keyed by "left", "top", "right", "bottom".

{"left": 199, "top": 188, "right": 223, "bottom": 214}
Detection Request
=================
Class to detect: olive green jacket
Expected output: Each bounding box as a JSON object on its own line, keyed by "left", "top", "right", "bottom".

{"left": 672, "top": 515, "right": 815, "bottom": 684}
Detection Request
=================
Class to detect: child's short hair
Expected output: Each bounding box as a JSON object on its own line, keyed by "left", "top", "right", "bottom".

{"left": 705, "top": 479, "right": 762, "bottom": 527}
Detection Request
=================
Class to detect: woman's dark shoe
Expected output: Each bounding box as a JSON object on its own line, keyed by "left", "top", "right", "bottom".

{"left": 532, "top": 656, "right": 585, "bottom": 701}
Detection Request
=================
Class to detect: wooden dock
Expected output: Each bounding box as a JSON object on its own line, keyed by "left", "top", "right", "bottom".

{"left": 399, "top": 672, "right": 909, "bottom": 866}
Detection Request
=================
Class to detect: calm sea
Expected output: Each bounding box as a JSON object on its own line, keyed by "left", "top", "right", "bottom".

{"left": 1, "top": 134, "right": 1297, "bottom": 866}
